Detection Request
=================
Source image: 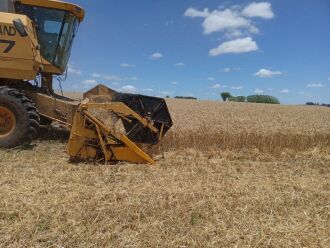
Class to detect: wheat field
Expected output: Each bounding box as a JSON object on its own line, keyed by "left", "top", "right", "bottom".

{"left": 157, "top": 99, "right": 330, "bottom": 153}
{"left": 0, "top": 99, "right": 329, "bottom": 247}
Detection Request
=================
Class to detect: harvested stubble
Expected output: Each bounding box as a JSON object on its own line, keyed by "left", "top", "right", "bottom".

{"left": 156, "top": 99, "right": 330, "bottom": 153}
{"left": 0, "top": 98, "right": 330, "bottom": 247}
{"left": 0, "top": 144, "right": 329, "bottom": 247}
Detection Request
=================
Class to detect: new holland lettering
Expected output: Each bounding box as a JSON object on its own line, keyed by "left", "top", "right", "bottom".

{"left": 0, "top": 40, "right": 15, "bottom": 53}
{"left": 0, "top": 25, "right": 17, "bottom": 37}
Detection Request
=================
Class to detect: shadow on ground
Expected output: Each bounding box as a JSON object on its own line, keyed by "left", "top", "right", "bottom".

{"left": 37, "top": 126, "right": 70, "bottom": 142}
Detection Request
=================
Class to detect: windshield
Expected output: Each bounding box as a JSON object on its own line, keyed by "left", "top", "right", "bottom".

{"left": 15, "top": 3, "right": 79, "bottom": 71}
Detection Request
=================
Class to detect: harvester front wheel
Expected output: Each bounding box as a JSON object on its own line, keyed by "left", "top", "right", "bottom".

{"left": 0, "top": 87, "right": 40, "bottom": 148}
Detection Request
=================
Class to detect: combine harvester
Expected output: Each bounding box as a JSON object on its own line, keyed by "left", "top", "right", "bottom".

{"left": 0, "top": 0, "right": 172, "bottom": 164}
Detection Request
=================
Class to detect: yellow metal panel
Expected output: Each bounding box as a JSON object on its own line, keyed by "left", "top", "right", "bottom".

{"left": 27, "top": 92, "right": 79, "bottom": 124}
{"left": 0, "top": 12, "right": 40, "bottom": 80}
{"left": 20, "top": 0, "right": 85, "bottom": 21}
{"left": 120, "top": 135, "right": 155, "bottom": 164}
{"left": 111, "top": 146, "right": 154, "bottom": 164}
{"left": 66, "top": 103, "right": 156, "bottom": 165}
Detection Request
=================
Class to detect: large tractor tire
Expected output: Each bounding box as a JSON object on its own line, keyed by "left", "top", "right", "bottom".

{"left": 0, "top": 87, "right": 40, "bottom": 148}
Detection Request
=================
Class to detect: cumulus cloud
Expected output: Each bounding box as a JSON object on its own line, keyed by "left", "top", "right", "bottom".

{"left": 221, "top": 67, "right": 240, "bottom": 73}
{"left": 185, "top": 7, "right": 257, "bottom": 36}
{"left": 184, "top": 7, "right": 210, "bottom": 18}
{"left": 91, "top": 73, "right": 101, "bottom": 78}
{"left": 307, "top": 83, "right": 323, "bottom": 88}
{"left": 211, "top": 84, "right": 227, "bottom": 89}
{"left": 67, "top": 64, "right": 81, "bottom": 76}
{"left": 160, "top": 91, "right": 172, "bottom": 96}
{"left": 208, "top": 77, "right": 215, "bottom": 81}
{"left": 254, "top": 88, "right": 264, "bottom": 94}
{"left": 121, "top": 85, "right": 138, "bottom": 93}
{"left": 231, "top": 86, "right": 243, "bottom": 90}
{"left": 184, "top": 2, "right": 273, "bottom": 36}
{"left": 172, "top": 81, "right": 178, "bottom": 85}
{"left": 204, "top": 9, "right": 256, "bottom": 35}
{"left": 129, "top": 77, "right": 138, "bottom": 81}
{"left": 103, "top": 75, "right": 122, "bottom": 81}
{"left": 242, "top": 2, "right": 274, "bottom": 19}
{"left": 185, "top": 3, "right": 274, "bottom": 56}
{"left": 142, "top": 88, "right": 154, "bottom": 92}
{"left": 150, "top": 52, "right": 163, "bottom": 60}
{"left": 120, "top": 63, "right": 135, "bottom": 68}
{"left": 174, "top": 62, "right": 185, "bottom": 67}
{"left": 254, "top": 69, "right": 282, "bottom": 78}
{"left": 82, "top": 79, "right": 98, "bottom": 85}
{"left": 209, "top": 37, "right": 258, "bottom": 56}
{"left": 222, "top": 67, "right": 231, "bottom": 73}
{"left": 280, "top": 89, "right": 289, "bottom": 93}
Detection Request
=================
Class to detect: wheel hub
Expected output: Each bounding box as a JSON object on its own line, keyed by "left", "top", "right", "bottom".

{"left": 0, "top": 106, "right": 16, "bottom": 138}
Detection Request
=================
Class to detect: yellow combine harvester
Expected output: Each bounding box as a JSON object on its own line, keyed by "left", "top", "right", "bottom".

{"left": 0, "top": 0, "right": 173, "bottom": 164}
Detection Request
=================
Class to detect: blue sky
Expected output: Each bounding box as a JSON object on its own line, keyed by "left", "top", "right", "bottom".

{"left": 61, "top": 0, "right": 330, "bottom": 104}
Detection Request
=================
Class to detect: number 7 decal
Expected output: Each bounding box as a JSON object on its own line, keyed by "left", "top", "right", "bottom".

{"left": 0, "top": 39, "right": 16, "bottom": 53}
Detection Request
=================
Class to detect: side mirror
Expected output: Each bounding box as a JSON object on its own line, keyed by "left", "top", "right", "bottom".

{"left": 13, "top": 19, "right": 28, "bottom": 37}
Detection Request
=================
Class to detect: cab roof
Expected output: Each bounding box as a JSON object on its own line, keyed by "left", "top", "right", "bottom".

{"left": 18, "top": 0, "right": 85, "bottom": 21}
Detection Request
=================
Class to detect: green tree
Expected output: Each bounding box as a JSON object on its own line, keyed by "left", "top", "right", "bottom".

{"left": 228, "top": 96, "right": 246, "bottom": 102}
{"left": 236, "top": 96, "right": 246, "bottom": 102}
{"left": 247, "top": 95, "right": 280, "bottom": 104}
{"left": 221, "top": 92, "right": 232, "bottom": 101}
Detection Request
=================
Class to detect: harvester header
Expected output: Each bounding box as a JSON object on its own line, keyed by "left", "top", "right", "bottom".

{"left": 67, "top": 84, "right": 173, "bottom": 164}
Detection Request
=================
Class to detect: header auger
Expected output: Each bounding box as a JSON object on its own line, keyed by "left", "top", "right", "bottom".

{"left": 0, "top": 0, "right": 173, "bottom": 164}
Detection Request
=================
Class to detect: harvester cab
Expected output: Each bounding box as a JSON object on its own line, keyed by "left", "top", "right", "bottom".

{"left": 0, "top": 0, "right": 173, "bottom": 164}
{"left": 0, "top": 0, "right": 84, "bottom": 82}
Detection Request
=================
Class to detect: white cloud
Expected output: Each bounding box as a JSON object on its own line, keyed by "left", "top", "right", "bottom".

{"left": 209, "top": 37, "right": 258, "bottom": 56}
{"left": 103, "top": 75, "right": 122, "bottom": 81}
{"left": 254, "top": 88, "right": 264, "bottom": 94}
{"left": 231, "top": 86, "right": 243, "bottom": 90}
{"left": 82, "top": 79, "right": 98, "bottom": 85}
{"left": 184, "top": 7, "right": 210, "bottom": 18}
{"left": 92, "top": 73, "right": 101, "bottom": 78}
{"left": 120, "top": 63, "right": 135, "bottom": 68}
{"left": 307, "top": 83, "right": 323, "bottom": 88}
{"left": 280, "top": 89, "right": 289, "bottom": 93}
{"left": 203, "top": 9, "right": 255, "bottom": 35}
{"left": 172, "top": 81, "right": 178, "bottom": 85}
{"left": 120, "top": 85, "right": 138, "bottom": 93}
{"left": 328, "top": 77, "right": 330, "bottom": 81}
{"left": 221, "top": 67, "right": 241, "bottom": 73}
{"left": 242, "top": 2, "right": 274, "bottom": 19}
{"left": 174, "top": 62, "right": 185, "bottom": 67}
{"left": 254, "top": 68, "right": 282, "bottom": 78}
{"left": 143, "top": 88, "right": 154, "bottom": 92}
{"left": 184, "top": 5, "right": 268, "bottom": 37}
{"left": 185, "top": 7, "right": 257, "bottom": 36}
{"left": 208, "top": 77, "right": 215, "bottom": 81}
{"left": 150, "top": 52, "right": 163, "bottom": 60}
{"left": 160, "top": 91, "right": 171, "bottom": 96}
{"left": 211, "top": 84, "right": 227, "bottom": 89}
{"left": 129, "top": 77, "right": 139, "bottom": 81}
{"left": 67, "top": 64, "right": 81, "bottom": 76}
{"left": 185, "top": 3, "right": 274, "bottom": 56}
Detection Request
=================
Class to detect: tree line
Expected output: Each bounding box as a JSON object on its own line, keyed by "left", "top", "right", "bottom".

{"left": 221, "top": 92, "right": 280, "bottom": 104}
{"left": 306, "top": 102, "right": 330, "bottom": 107}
